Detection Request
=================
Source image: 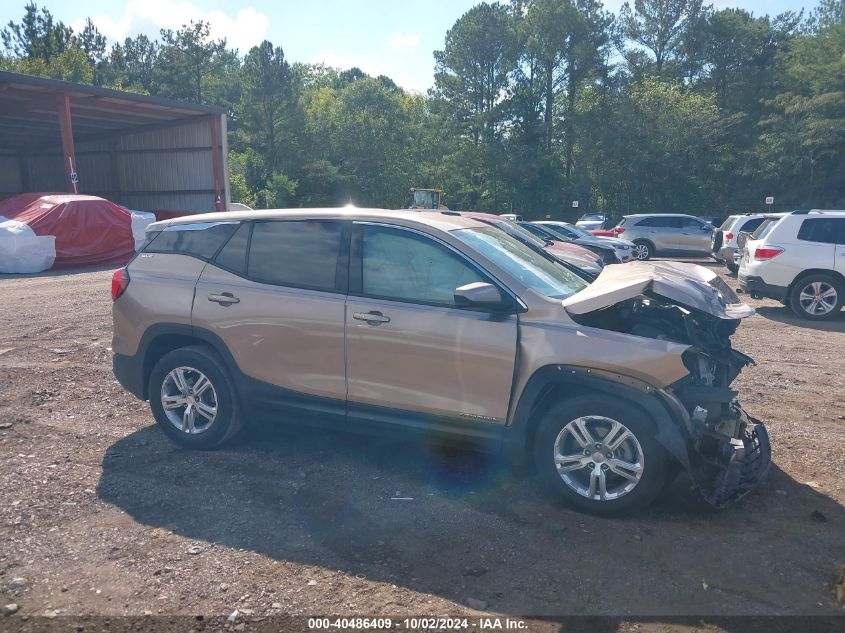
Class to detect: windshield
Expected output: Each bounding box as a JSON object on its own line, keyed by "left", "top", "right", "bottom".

{"left": 452, "top": 227, "right": 589, "bottom": 300}
{"left": 535, "top": 223, "right": 576, "bottom": 242}
{"left": 549, "top": 222, "right": 591, "bottom": 239}
{"left": 579, "top": 213, "right": 604, "bottom": 221}
{"left": 481, "top": 218, "right": 547, "bottom": 248}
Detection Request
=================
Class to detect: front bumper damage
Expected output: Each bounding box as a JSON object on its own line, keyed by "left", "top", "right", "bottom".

{"left": 659, "top": 388, "right": 772, "bottom": 508}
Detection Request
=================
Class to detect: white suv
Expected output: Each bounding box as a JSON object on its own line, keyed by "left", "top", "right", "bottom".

{"left": 738, "top": 210, "right": 845, "bottom": 320}
{"left": 711, "top": 214, "right": 767, "bottom": 273}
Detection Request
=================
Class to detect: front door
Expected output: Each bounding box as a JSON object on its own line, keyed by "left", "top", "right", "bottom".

{"left": 345, "top": 222, "right": 518, "bottom": 425}
{"left": 676, "top": 217, "right": 712, "bottom": 253}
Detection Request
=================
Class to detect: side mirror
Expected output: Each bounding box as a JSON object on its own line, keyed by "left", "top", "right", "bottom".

{"left": 454, "top": 282, "right": 510, "bottom": 311}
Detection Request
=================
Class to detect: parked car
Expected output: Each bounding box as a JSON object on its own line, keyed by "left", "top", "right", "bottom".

{"left": 461, "top": 212, "right": 604, "bottom": 277}
{"left": 611, "top": 214, "right": 714, "bottom": 260}
{"left": 112, "top": 208, "right": 769, "bottom": 514}
{"left": 575, "top": 212, "right": 610, "bottom": 231}
{"left": 534, "top": 221, "right": 634, "bottom": 263}
{"left": 519, "top": 222, "right": 620, "bottom": 264}
{"left": 698, "top": 216, "right": 725, "bottom": 228}
{"left": 711, "top": 214, "right": 767, "bottom": 273}
{"left": 499, "top": 213, "right": 523, "bottom": 221}
{"left": 738, "top": 210, "right": 845, "bottom": 320}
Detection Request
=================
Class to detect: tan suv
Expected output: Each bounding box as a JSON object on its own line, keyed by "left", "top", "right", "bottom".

{"left": 112, "top": 209, "right": 770, "bottom": 514}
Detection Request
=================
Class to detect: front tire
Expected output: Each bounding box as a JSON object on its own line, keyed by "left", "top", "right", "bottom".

{"left": 148, "top": 345, "right": 244, "bottom": 449}
{"left": 788, "top": 274, "right": 843, "bottom": 320}
{"left": 632, "top": 240, "right": 653, "bottom": 261}
{"left": 533, "top": 395, "right": 668, "bottom": 515}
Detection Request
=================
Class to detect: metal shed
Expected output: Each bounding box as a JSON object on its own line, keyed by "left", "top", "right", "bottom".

{"left": 0, "top": 70, "right": 229, "bottom": 213}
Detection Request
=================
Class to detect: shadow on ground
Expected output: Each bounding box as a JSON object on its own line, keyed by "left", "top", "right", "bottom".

{"left": 755, "top": 305, "right": 845, "bottom": 332}
{"left": 97, "top": 418, "right": 845, "bottom": 616}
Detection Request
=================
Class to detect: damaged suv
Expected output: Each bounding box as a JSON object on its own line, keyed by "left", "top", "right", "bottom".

{"left": 112, "top": 209, "right": 770, "bottom": 514}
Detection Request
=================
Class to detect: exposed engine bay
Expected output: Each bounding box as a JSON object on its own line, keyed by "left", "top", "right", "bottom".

{"left": 569, "top": 287, "right": 771, "bottom": 507}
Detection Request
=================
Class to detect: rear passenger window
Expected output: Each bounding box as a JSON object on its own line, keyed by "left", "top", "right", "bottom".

{"left": 214, "top": 222, "right": 250, "bottom": 274}
{"left": 145, "top": 222, "right": 238, "bottom": 259}
{"left": 636, "top": 216, "right": 676, "bottom": 227}
{"left": 248, "top": 221, "right": 343, "bottom": 291}
{"left": 797, "top": 218, "right": 841, "bottom": 244}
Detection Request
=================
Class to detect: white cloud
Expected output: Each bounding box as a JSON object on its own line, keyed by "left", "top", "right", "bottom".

{"left": 72, "top": 0, "right": 270, "bottom": 53}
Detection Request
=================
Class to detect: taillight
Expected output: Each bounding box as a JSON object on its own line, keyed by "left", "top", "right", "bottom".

{"left": 112, "top": 267, "right": 130, "bottom": 301}
{"left": 754, "top": 247, "right": 784, "bottom": 260}
{"left": 725, "top": 232, "right": 734, "bottom": 240}
{"left": 614, "top": 227, "right": 625, "bottom": 234}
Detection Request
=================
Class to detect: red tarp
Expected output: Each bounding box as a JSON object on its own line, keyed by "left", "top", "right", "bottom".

{"left": 0, "top": 194, "right": 136, "bottom": 268}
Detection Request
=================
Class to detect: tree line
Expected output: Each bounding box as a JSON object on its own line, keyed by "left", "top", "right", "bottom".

{"left": 2, "top": 0, "right": 844, "bottom": 218}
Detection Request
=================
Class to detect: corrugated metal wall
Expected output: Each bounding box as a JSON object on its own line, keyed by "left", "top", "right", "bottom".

{"left": 6, "top": 117, "right": 225, "bottom": 213}
{"left": 0, "top": 153, "right": 22, "bottom": 195}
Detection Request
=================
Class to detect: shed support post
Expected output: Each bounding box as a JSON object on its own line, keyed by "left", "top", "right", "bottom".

{"left": 209, "top": 115, "right": 224, "bottom": 211}
{"left": 57, "top": 93, "right": 78, "bottom": 193}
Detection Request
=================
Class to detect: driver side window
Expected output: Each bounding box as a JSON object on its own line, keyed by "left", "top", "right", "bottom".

{"left": 361, "top": 225, "right": 486, "bottom": 306}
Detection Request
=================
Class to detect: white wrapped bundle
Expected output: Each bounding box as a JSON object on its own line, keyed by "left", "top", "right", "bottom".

{"left": 0, "top": 216, "right": 56, "bottom": 273}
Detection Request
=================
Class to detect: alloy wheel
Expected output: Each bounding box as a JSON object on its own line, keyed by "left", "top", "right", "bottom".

{"left": 160, "top": 366, "right": 218, "bottom": 434}
{"left": 798, "top": 281, "right": 838, "bottom": 316}
{"left": 553, "top": 416, "right": 644, "bottom": 501}
{"left": 633, "top": 244, "right": 650, "bottom": 260}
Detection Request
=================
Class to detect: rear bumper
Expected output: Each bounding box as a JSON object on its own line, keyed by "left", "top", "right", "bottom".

{"left": 713, "top": 246, "right": 737, "bottom": 262}
{"left": 738, "top": 274, "right": 788, "bottom": 301}
{"left": 113, "top": 352, "right": 146, "bottom": 400}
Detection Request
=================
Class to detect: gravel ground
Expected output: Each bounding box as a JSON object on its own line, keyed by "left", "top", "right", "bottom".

{"left": 0, "top": 261, "right": 843, "bottom": 630}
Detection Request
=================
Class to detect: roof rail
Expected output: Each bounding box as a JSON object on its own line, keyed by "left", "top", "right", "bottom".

{"left": 791, "top": 209, "right": 810, "bottom": 215}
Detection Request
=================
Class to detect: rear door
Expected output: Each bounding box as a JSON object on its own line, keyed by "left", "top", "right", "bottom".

{"left": 192, "top": 219, "right": 350, "bottom": 411}
{"left": 345, "top": 222, "right": 518, "bottom": 426}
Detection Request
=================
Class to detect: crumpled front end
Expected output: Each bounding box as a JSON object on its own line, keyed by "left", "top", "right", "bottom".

{"left": 660, "top": 322, "right": 771, "bottom": 507}
{"left": 564, "top": 261, "right": 771, "bottom": 507}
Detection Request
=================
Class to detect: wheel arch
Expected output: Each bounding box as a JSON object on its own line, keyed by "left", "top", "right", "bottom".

{"left": 503, "top": 365, "right": 691, "bottom": 471}
{"left": 786, "top": 268, "right": 845, "bottom": 296}
{"left": 631, "top": 238, "right": 655, "bottom": 257}
{"left": 137, "top": 324, "right": 236, "bottom": 400}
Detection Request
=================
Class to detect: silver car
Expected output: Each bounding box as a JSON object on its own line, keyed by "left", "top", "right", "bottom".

{"left": 613, "top": 214, "right": 714, "bottom": 260}
{"left": 535, "top": 221, "right": 634, "bottom": 263}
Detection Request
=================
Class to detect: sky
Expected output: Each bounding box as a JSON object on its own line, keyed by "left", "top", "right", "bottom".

{"left": 4, "top": 0, "right": 821, "bottom": 92}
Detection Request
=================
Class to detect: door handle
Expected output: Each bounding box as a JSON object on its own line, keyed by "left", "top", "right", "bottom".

{"left": 208, "top": 292, "right": 240, "bottom": 305}
{"left": 353, "top": 311, "right": 390, "bottom": 324}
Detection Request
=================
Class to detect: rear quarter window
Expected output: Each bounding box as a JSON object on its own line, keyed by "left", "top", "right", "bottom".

{"left": 145, "top": 222, "right": 239, "bottom": 259}
{"left": 797, "top": 218, "right": 844, "bottom": 245}
{"left": 720, "top": 216, "right": 738, "bottom": 230}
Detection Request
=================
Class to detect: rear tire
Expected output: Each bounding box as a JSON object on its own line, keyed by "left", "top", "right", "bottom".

{"left": 148, "top": 345, "right": 244, "bottom": 449}
{"left": 533, "top": 395, "right": 668, "bottom": 515}
{"left": 726, "top": 261, "right": 738, "bottom": 274}
{"left": 632, "top": 240, "right": 653, "bottom": 261}
{"left": 788, "top": 274, "right": 843, "bottom": 321}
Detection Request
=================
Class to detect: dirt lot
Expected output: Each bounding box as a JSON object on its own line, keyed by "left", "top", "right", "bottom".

{"left": 0, "top": 260, "right": 843, "bottom": 628}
